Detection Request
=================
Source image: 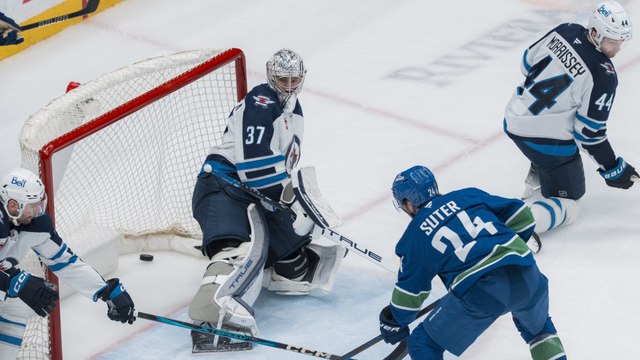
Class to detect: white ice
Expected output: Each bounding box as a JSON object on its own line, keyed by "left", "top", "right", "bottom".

{"left": 1, "top": 0, "right": 640, "bottom": 359}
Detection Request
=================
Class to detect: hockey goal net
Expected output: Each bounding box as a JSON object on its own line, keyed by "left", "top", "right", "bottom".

{"left": 17, "top": 48, "right": 247, "bottom": 359}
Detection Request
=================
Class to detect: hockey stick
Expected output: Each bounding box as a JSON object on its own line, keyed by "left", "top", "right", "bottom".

{"left": 337, "top": 299, "right": 440, "bottom": 360}
{"left": 382, "top": 340, "right": 409, "bottom": 360}
{"left": 213, "top": 170, "right": 397, "bottom": 272}
{"left": 137, "top": 311, "right": 352, "bottom": 359}
{"left": 20, "top": 0, "right": 100, "bottom": 31}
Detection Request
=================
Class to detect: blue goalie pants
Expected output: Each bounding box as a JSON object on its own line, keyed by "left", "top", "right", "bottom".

{"left": 192, "top": 172, "right": 311, "bottom": 267}
{"left": 409, "top": 264, "right": 558, "bottom": 359}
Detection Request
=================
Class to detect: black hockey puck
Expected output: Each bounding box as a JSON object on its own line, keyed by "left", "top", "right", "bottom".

{"left": 139, "top": 254, "right": 154, "bottom": 262}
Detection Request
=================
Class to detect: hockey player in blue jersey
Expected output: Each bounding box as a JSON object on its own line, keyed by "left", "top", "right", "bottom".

{"left": 504, "top": 1, "right": 638, "bottom": 236}
{"left": 0, "top": 168, "right": 135, "bottom": 359}
{"left": 0, "top": 11, "right": 23, "bottom": 46}
{"left": 188, "top": 48, "right": 344, "bottom": 352}
{"left": 378, "top": 166, "right": 566, "bottom": 360}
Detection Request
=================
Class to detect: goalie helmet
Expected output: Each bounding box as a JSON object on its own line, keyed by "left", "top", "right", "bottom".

{"left": 588, "top": 1, "right": 632, "bottom": 51}
{"left": 391, "top": 165, "right": 439, "bottom": 211}
{"left": 266, "top": 49, "right": 307, "bottom": 105}
{"left": 0, "top": 168, "right": 47, "bottom": 224}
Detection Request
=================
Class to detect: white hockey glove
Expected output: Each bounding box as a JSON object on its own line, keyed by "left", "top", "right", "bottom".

{"left": 281, "top": 180, "right": 315, "bottom": 236}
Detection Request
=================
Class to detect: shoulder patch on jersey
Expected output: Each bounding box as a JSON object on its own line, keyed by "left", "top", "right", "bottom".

{"left": 600, "top": 62, "right": 616, "bottom": 75}
{"left": 253, "top": 95, "right": 275, "bottom": 108}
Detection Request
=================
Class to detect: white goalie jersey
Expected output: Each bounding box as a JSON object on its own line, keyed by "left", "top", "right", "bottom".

{"left": 208, "top": 83, "right": 304, "bottom": 200}
{"left": 504, "top": 23, "right": 619, "bottom": 170}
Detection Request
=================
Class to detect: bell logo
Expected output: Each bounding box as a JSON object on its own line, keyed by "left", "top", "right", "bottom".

{"left": 597, "top": 5, "right": 612, "bottom": 17}
{"left": 10, "top": 177, "right": 26, "bottom": 187}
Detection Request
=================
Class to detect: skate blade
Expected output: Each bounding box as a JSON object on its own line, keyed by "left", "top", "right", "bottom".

{"left": 526, "top": 233, "right": 542, "bottom": 254}
{"left": 192, "top": 334, "right": 253, "bottom": 353}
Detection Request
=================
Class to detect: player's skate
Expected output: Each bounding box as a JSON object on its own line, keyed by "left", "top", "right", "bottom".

{"left": 526, "top": 232, "right": 542, "bottom": 254}
{"left": 522, "top": 165, "right": 541, "bottom": 200}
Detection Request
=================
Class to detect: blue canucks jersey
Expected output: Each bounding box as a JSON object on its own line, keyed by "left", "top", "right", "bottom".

{"left": 504, "top": 23, "right": 619, "bottom": 170}
{"left": 390, "top": 188, "right": 536, "bottom": 326}
{"left": 207, "top": 83, "right": 304, "bottom": 200}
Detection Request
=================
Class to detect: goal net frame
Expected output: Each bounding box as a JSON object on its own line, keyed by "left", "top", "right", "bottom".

{"left": 17, "top": 48, "right": 247, "bottom": 359}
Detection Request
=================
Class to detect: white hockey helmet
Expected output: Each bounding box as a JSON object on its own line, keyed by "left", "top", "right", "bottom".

{"left": 266, "top": 49, "right": 307, "bottom": 102}
{"left": 0, "top": 168, "right": 47, "bottom": 224}
{"left": 588, "top": 1, "right": 632, "bottom": 50}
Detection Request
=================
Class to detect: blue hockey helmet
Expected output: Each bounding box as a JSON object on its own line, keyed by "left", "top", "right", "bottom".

{"left": 391, "top": 165, "right": 439, "bottom": 211}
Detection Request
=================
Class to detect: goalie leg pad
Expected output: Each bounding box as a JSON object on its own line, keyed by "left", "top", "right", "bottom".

{"left": 262, "top": 243, "right": 345, "bottom": 296}
{"left": 188, "top": 204, "right": 268, "bottom": 352}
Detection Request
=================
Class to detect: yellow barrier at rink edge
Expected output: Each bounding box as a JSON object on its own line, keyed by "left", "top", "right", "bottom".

{"left": 0, "top": 0, "right": 123, "bottom": 61}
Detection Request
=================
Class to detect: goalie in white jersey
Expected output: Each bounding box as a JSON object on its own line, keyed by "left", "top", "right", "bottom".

{"left": 504, "top": 1, "right": 638, "bottom": 237}
{"left": 189, "top": 49, "right": 344, "bottom": 352}
{"left": 0, "top": 168, "right": 136, "bottom": 359}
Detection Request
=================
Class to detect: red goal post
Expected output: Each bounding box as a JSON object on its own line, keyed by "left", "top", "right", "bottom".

{"left": 18, "top": 48, "right": 247, "bottom": 359}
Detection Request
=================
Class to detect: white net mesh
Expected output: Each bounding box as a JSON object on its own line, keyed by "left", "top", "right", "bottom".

{"left": 17, "top": 48, "right": 244, "bottom": 359}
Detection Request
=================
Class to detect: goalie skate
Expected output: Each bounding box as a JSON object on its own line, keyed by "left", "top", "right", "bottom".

{"left": 191, "top": 324, "right": 252, "bottom": 353}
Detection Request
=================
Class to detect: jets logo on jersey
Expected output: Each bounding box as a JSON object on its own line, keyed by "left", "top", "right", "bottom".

{"left": 253, "top": 95, "right": 275, "bottom": 108}
{"left": 284, "top": 136, "right": 302, "bottom": 171}
{"left": 600, "top": 62, "right": 616, "bottom": 75}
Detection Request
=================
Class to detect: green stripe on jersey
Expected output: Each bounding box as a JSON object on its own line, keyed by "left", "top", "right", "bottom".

{"left": 530, "top": 334, "right": 565, "bottom": 360}
{"left": 391, "top": 286, "right": 430, "bottom": 311}
{"left": 450, "top": 236, "right": 530, "bottom": 290}
{"left": 505, "top": 205, "right": 535, "bottom": 233}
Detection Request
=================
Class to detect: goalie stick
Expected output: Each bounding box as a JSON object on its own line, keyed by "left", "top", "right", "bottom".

{"left": 20, "top": 0, "right": 100, "bottom": 31}
{"left": 212, "top": 168, "right": 398, "bottom": 272}
{"left": 137, "top": 311, "right": 354, "bottom": 359}
{"left": 337, "top": 299, "right": 440, "bottom": 360}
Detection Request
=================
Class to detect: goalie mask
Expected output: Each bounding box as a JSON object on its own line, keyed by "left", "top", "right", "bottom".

{"left": 0, "top": 168, "right": 47, "bottom": 225}
{"left": 588, "top": 1, "right": 632, "bottom": 55}
{"left": 392, "top": 165, "right": 439, "bottom": 212}
{"left": 266, "top": 48, "right": 307, "bottom": 106}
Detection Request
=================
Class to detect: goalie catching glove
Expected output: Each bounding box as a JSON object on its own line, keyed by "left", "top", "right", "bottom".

{"left": 96, "top": 278, "right": 136, "bottom": 324}
{"left": 0, "top": 258, "right": 58, "bottom": 317}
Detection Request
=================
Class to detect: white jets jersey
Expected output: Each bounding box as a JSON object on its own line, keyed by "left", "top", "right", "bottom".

{"left": 208, "top": 83, "right": 304, "bottom": 199}
{"left": 504, "top": 23, "right": 619, "bottom": 170}
{"left": 0, "top": 208, "right": 106, "bottom": 300}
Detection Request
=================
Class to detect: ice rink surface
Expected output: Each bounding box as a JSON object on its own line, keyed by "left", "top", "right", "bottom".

{"left": 1, "top": 0, "right": 640, "bottom": 358}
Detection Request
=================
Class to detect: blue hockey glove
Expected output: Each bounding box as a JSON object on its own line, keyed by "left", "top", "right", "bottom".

{"left": 97, "top": 278, "right": 136, "bottom": 324}
{"left": 379, "top": 305, "right": 410, "bottom": 344}
{"left": 598, "top": 157, "right": 638, "bottom": 189}
{"left": 1, "top": 258, "right": 59, "bottom": 317}
{"left": 0, "top": 11, "right": 24, "bottom": 46}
